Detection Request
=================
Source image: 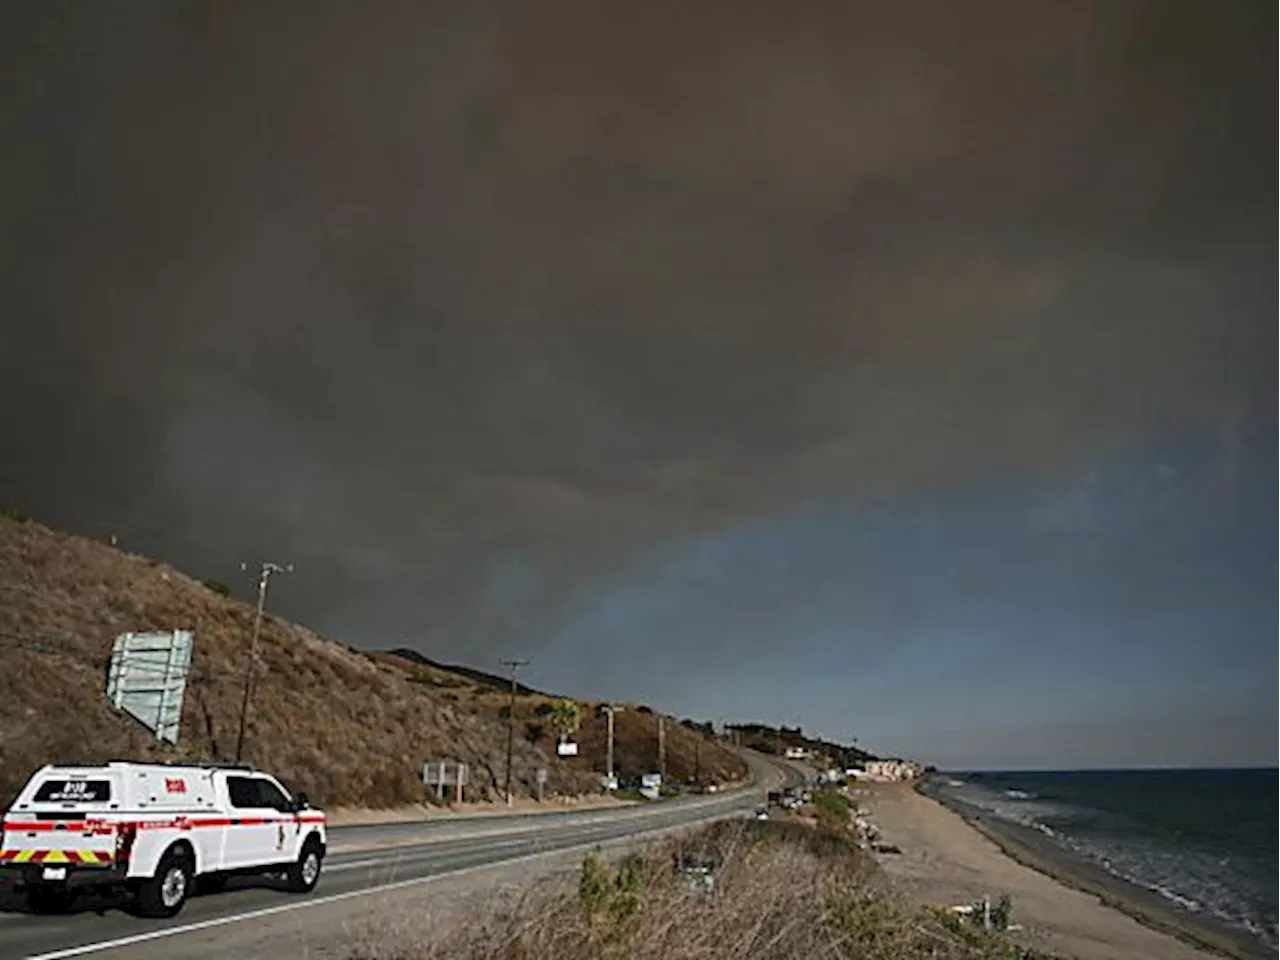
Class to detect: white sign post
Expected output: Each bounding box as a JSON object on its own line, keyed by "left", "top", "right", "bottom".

{"left": 423, "top": 761, "right": 469, "bottom": 804}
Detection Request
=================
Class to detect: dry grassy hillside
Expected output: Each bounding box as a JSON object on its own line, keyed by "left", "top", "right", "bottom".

{"left": 427, "top": 686, "right": 749, "bottom": 789}
{"left": 572, "top": 706, "right": 746, "bottom": 786}
{"left": 0, "top": 514, "right": 743, "bottom": 809}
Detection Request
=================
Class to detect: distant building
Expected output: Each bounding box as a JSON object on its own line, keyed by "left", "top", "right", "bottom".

{"left": 861, "top": 759, "right": 923, "bottom": 782}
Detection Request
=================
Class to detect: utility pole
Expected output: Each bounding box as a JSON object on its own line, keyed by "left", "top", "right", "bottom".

{"left": 500, "top": 658, "right": 530, "bottom": 806}
{"left": 601, "top": 704, "right": 624, "bottom": 786}
{"left": 658, "top": 715, "right": 668, "bottom": 779}
{"left": 234, "top": 561, "right": 292, "bottom": 764}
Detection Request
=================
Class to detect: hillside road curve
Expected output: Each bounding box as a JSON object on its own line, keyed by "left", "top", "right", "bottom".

{"left": 0, "top": 752, "right": 806, "bottom": 960}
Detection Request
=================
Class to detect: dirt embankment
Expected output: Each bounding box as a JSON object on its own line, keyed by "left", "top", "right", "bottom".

{"left": 0, "top": 514, "right": 740, "bottom": 809}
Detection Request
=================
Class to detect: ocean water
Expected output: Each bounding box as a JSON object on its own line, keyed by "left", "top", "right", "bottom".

{"left": 925, "top": 769, "right": 1278, "bottom": 954}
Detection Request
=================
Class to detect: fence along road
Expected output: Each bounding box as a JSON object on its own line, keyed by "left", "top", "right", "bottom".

{"left": 0, "top": 752, "right": 805, "bottom": 960}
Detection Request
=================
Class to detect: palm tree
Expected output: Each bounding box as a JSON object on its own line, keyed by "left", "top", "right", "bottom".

{"left": 548, "top": 699, "right": 582, "bottom": 744}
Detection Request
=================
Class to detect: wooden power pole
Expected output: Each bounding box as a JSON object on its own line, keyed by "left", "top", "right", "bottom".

{"left": 500, "top": 658, "right": 530, "bottom": 805}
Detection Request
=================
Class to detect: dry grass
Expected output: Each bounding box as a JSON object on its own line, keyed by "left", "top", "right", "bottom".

{"left": 0, "top": 516, "right": 595, "bottom": 807}
{"left": 0, "top": 515, "right": 742, "bottom": 810}
{"left": 570, "top": 707, "right": 747, "bottom": 787}
{"left": 349, "top": 819, "right": 1054, "bottom": 960}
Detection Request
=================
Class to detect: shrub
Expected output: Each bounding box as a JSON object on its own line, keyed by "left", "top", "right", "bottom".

{"left": 348, "top": 819, "right": 1049, "bottom": 959}
{"left": 812, "top": 787, "right": 853, "bottom": 831}
{"left": 204, "top": 579, "right": 232, "bottom": 597}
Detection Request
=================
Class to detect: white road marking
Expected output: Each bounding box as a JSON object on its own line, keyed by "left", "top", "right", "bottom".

{"left": 325, "top": 793, "right": 744, "bottom": 855}
{"left": 20, "top": 812, "right": 748, "bottom": 960}
{"left": 326, "top": 836, "right": 530, "bottom": 873}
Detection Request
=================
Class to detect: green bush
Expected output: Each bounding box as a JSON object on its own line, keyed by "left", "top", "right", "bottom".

{"left": 204, "top": 579, "right": 232, "bottom": 597}
{"left": 577, "top": 850, "right": 650, "bottom": 944}
{"left": 812, "top": 787, "right": 852, "bottom": 830}
{"left": 991, "top": 893, "right": 1014, "bottom": 930}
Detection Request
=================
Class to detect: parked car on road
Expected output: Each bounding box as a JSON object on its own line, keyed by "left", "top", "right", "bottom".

{"left": 0, "top": 762, "right": 326, "bottom": 917}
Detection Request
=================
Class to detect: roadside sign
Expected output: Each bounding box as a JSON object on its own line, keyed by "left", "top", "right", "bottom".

{"left": 535, "top": 768, "right": 548, "bottom": 785}
{"left": 556, "top": 740, "right": 578, "bottom": 757}
{"left": 106, "top": 630, "right": 194, "bottom": 744}
{"left": 423, "top": 761, "right": 469, "bottom": 803}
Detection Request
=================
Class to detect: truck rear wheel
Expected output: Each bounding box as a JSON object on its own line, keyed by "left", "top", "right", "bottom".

{"left": 135, "top": 848, "right": 192, "bottom": 918}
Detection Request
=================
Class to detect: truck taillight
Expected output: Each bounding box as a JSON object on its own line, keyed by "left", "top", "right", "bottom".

{"left": 115, "top": 824, "right": 137, "bottom": 861}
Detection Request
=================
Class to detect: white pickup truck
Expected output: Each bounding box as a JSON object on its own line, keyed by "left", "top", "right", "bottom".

{"left": 0, "top": 762, "right": 326, "bottom": 917}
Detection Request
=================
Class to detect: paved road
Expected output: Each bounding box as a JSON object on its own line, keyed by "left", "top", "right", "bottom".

{"left": 0, "top": 753, "right": 805, "bottom": 960}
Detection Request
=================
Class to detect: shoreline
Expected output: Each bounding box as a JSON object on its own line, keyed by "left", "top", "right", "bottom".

{"left": 915, "top": 780, "right": 1271, "bottom": 960}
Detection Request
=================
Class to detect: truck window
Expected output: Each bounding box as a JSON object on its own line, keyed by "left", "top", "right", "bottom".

{"left": 254, "top": 778, "right": 291, "bottom": 812}
{"left": 34, "top": 779, "right": 111, "bottom": 803}
{"left": 227, "top": 776, "right": 259, "bottom": 809}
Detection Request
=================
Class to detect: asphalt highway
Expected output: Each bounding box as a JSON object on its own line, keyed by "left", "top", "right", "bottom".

{"left": 0, "top": 753, "right": 806, "bottom": 960}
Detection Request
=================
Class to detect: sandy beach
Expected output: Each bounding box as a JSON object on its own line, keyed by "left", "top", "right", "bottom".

{"left": 859, "top": 783, "right": 1265, "bottom": 960}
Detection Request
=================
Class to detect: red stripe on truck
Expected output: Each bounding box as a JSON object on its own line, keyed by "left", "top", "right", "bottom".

{"left": 4, "top": 813, "right": 325, "bottom": 833}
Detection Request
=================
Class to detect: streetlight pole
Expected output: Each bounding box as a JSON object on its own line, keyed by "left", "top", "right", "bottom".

{"left": 601, "top": 704, "right": 624, "bottom": 787}
{"left": 657, "top": 714, "right": 666, "bottom": 781}
{"left": 500, "top": 658, "right": 530, "bottom": 806}
{"left": 234, "top": 561, "right": 292, "bottom": 765}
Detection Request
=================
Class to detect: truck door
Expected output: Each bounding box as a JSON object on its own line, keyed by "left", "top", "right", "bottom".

{"left": 222, "top": 776, "right": 284, "bottom": 869}
{"left": 250, "top": 777, "right": 298, "bottom": 863}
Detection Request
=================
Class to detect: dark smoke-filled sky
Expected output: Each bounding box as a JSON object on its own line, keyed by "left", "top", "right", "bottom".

{"left": 2, "top": 1, "right": 1274, "bottom": 768}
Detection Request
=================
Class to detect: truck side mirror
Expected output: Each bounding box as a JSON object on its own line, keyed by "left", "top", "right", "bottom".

{"left": 292, "top": 792, "right": 310, "bottom": 812}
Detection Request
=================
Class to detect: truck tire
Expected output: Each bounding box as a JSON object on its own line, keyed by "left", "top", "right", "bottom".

{"left": 286, "top": 837, "right": 323, "bottom": 893}
{"left": 25, "top": 887, "right": 75, "bottom": 914}
{"left": 135, "top": 848, "right": 193, "bottom": 918}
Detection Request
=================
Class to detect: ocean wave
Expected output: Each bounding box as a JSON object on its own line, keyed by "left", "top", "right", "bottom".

{"left": 1003, "top": 789, "right": 1035, "bottom": 799}
{"left": 1153, "top": 885, "right": 1203, "bottom": 912}
{"left": 1055, "top": 833, "right": 1276, "bottom": 951}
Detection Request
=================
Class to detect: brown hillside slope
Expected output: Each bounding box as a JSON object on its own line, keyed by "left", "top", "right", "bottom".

{"left": 0, "top": 515, "right": 601, "bottom": 808}
{"left": 375, "top": 652, "right": 749, "bottom": 788}
{"left": 0, "top": 515, "right": 744, "bottom": 809}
